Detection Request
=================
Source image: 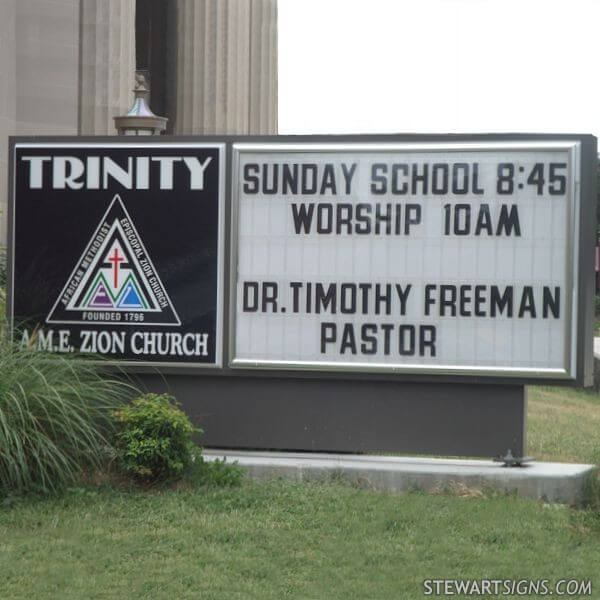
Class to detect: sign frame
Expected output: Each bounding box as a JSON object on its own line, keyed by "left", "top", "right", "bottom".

{"left": 229, "top": 140, "right": 588, "bottom": 381}
{"left": 7, "top": 140, "right": 227, "bottom": 369}
{"left": 6, "top": 133, "right": 596, "bottom": 388}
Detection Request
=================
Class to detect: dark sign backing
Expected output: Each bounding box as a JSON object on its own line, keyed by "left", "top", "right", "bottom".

{"left": 10, "top": 142, "right": 224, "bottom": 367}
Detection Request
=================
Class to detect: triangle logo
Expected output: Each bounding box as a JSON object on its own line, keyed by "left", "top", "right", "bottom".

{"left": 47, "top": 194, "right": 181, "bottom": 326}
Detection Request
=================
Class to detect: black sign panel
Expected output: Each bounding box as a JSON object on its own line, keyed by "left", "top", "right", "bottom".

{"left": 11, "top": 142, "right": 224, "bottom": 366}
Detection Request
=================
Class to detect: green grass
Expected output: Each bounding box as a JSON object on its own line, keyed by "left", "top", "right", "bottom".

{"left": 1, "top": 480, "right": 599, "bottom": 600}
{"left": 0, "top": 384, "right": 598, "bottom": 599}
{"left": 528, "top": 385, "right": 600, "bottom": 464}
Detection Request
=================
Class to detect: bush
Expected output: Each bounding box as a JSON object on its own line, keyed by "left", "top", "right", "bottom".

{"left": 192, "top": 456, "right": 245, "bottom": 487}
{"left": 0, "top": 343, "right": 134, "bottom": 495}
{"left": 112, "top": 393, "right": 200, "bottom": 482}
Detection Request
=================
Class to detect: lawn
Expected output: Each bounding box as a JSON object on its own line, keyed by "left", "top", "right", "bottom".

{"left": 528, "top": 385, "right": 600, "bottom": 464}
{"left": 1, "top": 478, "right": 599, "bottom": 600}
{"left": 0, "top": 385, "right": 599, "bottom": 600}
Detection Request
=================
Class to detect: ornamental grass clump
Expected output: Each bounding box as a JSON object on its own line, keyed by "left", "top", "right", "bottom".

{"left": 112, "top": 393, "right": 200, "bottom": 483}
{"left": 0, "top": 342, "right": 135, "bottom": 495}
{"left": 0, "top": 244, "right": 6, "bottom": 335}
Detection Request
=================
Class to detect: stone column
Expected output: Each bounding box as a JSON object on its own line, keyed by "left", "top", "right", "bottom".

{"left": 172, "top": 0, "right": 277, "bottom": 135}
{"left": 78, "top": 0, "right": 136, "bottom": 134}
{"left": 248, "top": 0, "right": 277, "bottom": 134}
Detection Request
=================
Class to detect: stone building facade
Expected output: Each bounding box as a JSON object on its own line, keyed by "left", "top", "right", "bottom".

{"left": 0, "top": 0, "right": 277, "bottom": 244}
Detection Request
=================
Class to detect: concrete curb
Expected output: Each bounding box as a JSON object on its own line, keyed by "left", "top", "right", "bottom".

{"left": 204, "top": 450, "right": 598, "bottom": 505}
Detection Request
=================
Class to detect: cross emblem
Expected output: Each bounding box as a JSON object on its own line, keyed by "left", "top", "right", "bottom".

{"left": 108, "top": 247, "right": 125, "bottom": 288}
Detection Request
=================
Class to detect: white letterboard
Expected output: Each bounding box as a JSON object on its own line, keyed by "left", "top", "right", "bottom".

{"left": 230, "top": 142, "right": 580, "bottom": 379}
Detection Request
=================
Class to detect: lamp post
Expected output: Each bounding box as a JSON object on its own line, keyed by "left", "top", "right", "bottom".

{"left": 114, "top": 73, "right": 168, "bottom": 135}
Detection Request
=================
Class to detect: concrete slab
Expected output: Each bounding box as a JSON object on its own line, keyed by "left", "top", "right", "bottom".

{"left": 594, "top": 336, "right": 600, "bottom": 359}
{"left": 204, "top": 449, "right": 597, "bottom": 506}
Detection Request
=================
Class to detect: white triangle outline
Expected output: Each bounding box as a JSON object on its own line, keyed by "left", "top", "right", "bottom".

{"left": 46, "top": 194, "right": 181, "bottom": 326}
{"left": 66, "top": 220, "right": 162, "bottom": 313}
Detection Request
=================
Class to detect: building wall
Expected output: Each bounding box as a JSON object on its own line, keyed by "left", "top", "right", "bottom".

{"left": 0, "top": 0, "right": 17, "bottom": 243}
{"left": 16, "top": 0, "right": 80, "bottom": 136}
{"left": 0, "top": 0, "right": 80, "bottom": 243}
{"left": 0, "top": 0, "right": 278, "bottom": 246}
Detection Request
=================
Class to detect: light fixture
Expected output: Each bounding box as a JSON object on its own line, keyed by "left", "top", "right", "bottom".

{"left": 114, "top": 73, "right": 167, "bottom": 136}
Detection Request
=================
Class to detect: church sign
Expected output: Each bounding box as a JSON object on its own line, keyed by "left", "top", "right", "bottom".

{"left": 10, "top": 142, "right": 224, "bottom": 367}
{"left": 7, "top": 135, "right": 595, "bottom": 385}
{"left": 230, "top": 140, "right": 591, "bottom": 381}
{"left": 6, "top": 135, "right": 596, "bottom": 456}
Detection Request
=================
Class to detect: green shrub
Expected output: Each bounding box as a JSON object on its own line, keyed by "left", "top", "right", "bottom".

{"left": 192, "top": 456, "right": 245, "bottom": 487}
{"left": 112, "top": 393, "right": 200, "bottom": 482}
{"left": 0, "top": 342, "right": 134, "bottom": 495}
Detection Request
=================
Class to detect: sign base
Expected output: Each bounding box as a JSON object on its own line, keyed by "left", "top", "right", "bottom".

{"left": 134, "top": 374, "right": 526, "bottom": 458}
